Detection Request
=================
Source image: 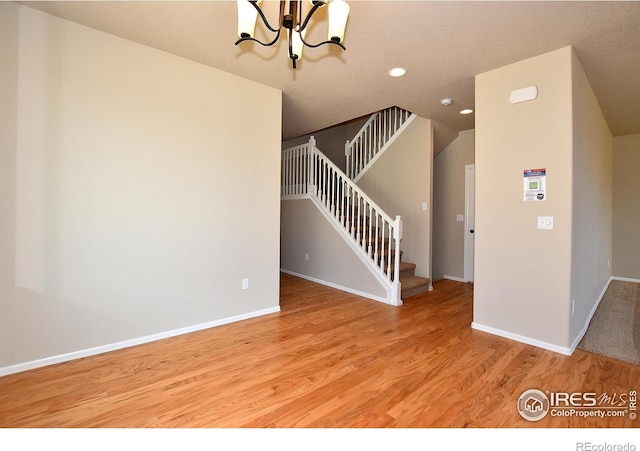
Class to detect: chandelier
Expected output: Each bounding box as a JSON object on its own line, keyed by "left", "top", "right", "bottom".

{"left": 235, "top": 0, "right": 350, "bottom": 69}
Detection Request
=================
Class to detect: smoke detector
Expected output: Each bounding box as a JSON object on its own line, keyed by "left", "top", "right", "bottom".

{"left": 440, "top": 98, "right": 453, "bottom": 106}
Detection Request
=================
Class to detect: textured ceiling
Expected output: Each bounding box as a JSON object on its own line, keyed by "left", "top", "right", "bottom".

{"left": 20, "top": 1, "right": 640, "bottom": 153}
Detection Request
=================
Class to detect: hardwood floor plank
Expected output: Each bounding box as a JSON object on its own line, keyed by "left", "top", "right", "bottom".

{"left": 1, "top": 273, "right": 638, "bottom": 428}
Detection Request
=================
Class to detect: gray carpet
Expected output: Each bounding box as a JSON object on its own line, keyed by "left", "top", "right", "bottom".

{"left": 577, "top": 280, "right": 640, "bottom": 366}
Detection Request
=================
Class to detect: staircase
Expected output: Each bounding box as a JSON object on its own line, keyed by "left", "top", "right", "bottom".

{"left": 342, "top": 209, "right": 430, "bottom": 301}
{"left": 281, "top": 106, "right": 431, "bottom": 304}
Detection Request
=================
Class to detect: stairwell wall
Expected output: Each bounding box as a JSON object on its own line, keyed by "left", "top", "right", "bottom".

{"left": 280, "top": 199, "right": 388, "bottom": 301}
{"left": 354, "top": 116, "right": 434, "bottom": 281}
{"left": 282, "top": 116, "right": 368, "bottom": 173}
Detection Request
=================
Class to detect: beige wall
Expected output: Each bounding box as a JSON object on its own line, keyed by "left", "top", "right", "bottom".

{"left": 569, "top": 50, "right": 613, "bottom": 345}
{"left": 612, "top": 133, "right": 640, "bottom": 280}
{"left": 0, "top": 4, "right": 282, "bottom": 372}
{"left": 433, "top": 129, "right": 475, "bottom": 281}
{"left": 280, "top": 199, "right": 388, "bottom": 301}
{"left": 355, "top": 116, "right": 433, "bottom": 280}
{"left": 474, "top": 47, "right": 576, "bottom": 351}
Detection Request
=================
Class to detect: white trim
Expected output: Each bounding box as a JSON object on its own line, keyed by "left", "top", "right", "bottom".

{"left": 353, "top": 114, "right": 417, "bottom": 184}
{"left": 473, "top": 277, "right": 621, "bottom": 356}
{"left": 443, "top": 274, "right": 466, "bottom": 283}
{"left": 611, "top": 276, "right": 640, "bottom": 283}
{"left": 569, "top": 277, "right": 612, "bottom": 353}
{"left": 471, "top": 322, "right": 572, "bottom": 356}
{"left": 0, "top": 306, "right": 280, "bottom": 377}
{"left": 463, "top": 164, "right": 475, "bottom": 283}
{"left": 281, "top": 269, "right": 390, "bottom": 305}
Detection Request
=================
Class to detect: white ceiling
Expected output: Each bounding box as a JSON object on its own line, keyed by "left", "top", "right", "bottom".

{"left": 20, "top": 1, "right": 640, "bottom": 153}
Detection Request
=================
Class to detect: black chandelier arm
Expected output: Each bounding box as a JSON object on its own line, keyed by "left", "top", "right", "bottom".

{"left": 250, "top": 1, "right": 285, "bottom": 33}
{"left": 299, "top": 35, "right": 346, "bottom": 51}
{"left": 235, "top": 29, "right": 281, "bottom": 47}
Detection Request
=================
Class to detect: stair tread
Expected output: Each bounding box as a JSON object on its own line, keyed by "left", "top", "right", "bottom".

{"left": 398, "top": 262, "right": 416, "bottom": 271}
{"left": 401, "top": 274, "right": 431, "bottom": 300}
{"left": 401, "top": 275, "right": 430, "bottom": 290}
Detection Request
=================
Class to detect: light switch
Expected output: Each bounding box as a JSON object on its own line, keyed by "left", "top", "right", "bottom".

{"left": 422, "top": 202, "right": 428, "bottom": 211}
{"left": 456, "top": 214, "right": 464, "bottom": 222}
{"left": 537, "top": 216, "right": 553, "bottom": 230}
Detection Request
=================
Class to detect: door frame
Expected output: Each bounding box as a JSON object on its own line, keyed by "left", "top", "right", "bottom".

{"left": 464, "top": 164, "right": 475, "bottom": 283}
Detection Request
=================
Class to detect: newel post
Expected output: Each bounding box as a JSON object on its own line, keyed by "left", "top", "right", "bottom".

{"left": 390, "top": 215, "right": 403, "bottom": 305}
{"left": 345, "top": 140, "right": 351, "bottom": 179}
{"left": 307, "top": 136, "right": 317, "bottom": 194}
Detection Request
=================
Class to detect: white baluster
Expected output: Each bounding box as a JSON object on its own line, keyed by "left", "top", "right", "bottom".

{"left": 373, "top": 211, "right": 379, "bottom": 265}
{"left": 367, "top": 204, "right": 373, "bottom": 258}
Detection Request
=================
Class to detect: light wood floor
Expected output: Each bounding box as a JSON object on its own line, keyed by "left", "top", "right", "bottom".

{"left": 0, "top": 273, "right": 638, "bottom": 428}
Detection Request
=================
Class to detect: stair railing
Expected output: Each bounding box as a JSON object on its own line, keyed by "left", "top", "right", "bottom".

{"left": 282, "top": 136, "right": 402, "bottom": 305}
{"left": 345, "top": 106, "right": 413, "bottom": 181}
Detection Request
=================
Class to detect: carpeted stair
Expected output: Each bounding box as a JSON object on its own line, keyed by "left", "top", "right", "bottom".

{"left": 366, "top": 236, "right": 431, "bottom": 300}
{"left": 396, "top": 261, "right": 431, "bottom": 300}
{"left": 341, "top": 211, "right": 431, "bottom": 300}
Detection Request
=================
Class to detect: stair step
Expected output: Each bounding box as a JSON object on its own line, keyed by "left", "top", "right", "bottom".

{"left": 384, "top": 261, "right": 415, "bottom": 277}
{"left": 398, "top": 261, "right": 416, "bottom": 278}
{"left": 401, "top": 275, "right": 431, "bottom": 299}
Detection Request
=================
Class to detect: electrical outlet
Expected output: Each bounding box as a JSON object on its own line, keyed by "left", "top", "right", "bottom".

{"left": 242, "top": 278, "right": 250, "bottom": 290}
{"left": 305, "top": 253, "right": 309, "bottom": 261}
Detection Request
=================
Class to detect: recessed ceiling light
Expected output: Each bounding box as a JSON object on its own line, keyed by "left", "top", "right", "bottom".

{"left": 388, "top": 67, "right": 406, "bottom": 78}
{"left": 460, "top": 109, "right": 474, "bottom": 115}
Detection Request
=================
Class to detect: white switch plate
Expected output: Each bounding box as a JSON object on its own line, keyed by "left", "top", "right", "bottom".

{"left": 456, "top": 214, "right": 464, "bottom": 222}
{"left": 242, "top": 278, "right": 250, "bottom": 290}
{"left": 422, "top": 202, "right": 428, "bottom": 211}
{"left": 537, "top": 216, "right": 553, "bottom": 230}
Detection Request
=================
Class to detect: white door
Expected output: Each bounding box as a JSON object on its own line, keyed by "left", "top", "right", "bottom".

{"left": 464, "top": 164, "right": 475, "bottom": 282}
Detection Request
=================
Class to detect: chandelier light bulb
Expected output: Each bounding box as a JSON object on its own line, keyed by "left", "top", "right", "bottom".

{"left": 328, "top": 0, "right": 350, "bottom": 43}
{"left": 237, "top": 0, "right": 260, "bottom": 39}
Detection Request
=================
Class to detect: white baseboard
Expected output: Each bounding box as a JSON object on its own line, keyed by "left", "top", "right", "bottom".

{"left": 281, "top": 269, "right": 390, "bottom": 305}
{"left": 471, "top": 322, "right": 572, "bottom": 356}
{"left": 612, "top": 276, "right": 640, "bottom": 283}
{"left": 443, "top": 275, "right": 467, "bottom": 283}
{"left": 0, "top": 306, "right": 280, "bottom": 377}
{"left": 569, "top": 277, "right": 612, "bottom": 353}
{"left": 473, "top": 277, "right": 617, "bottom": 356}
